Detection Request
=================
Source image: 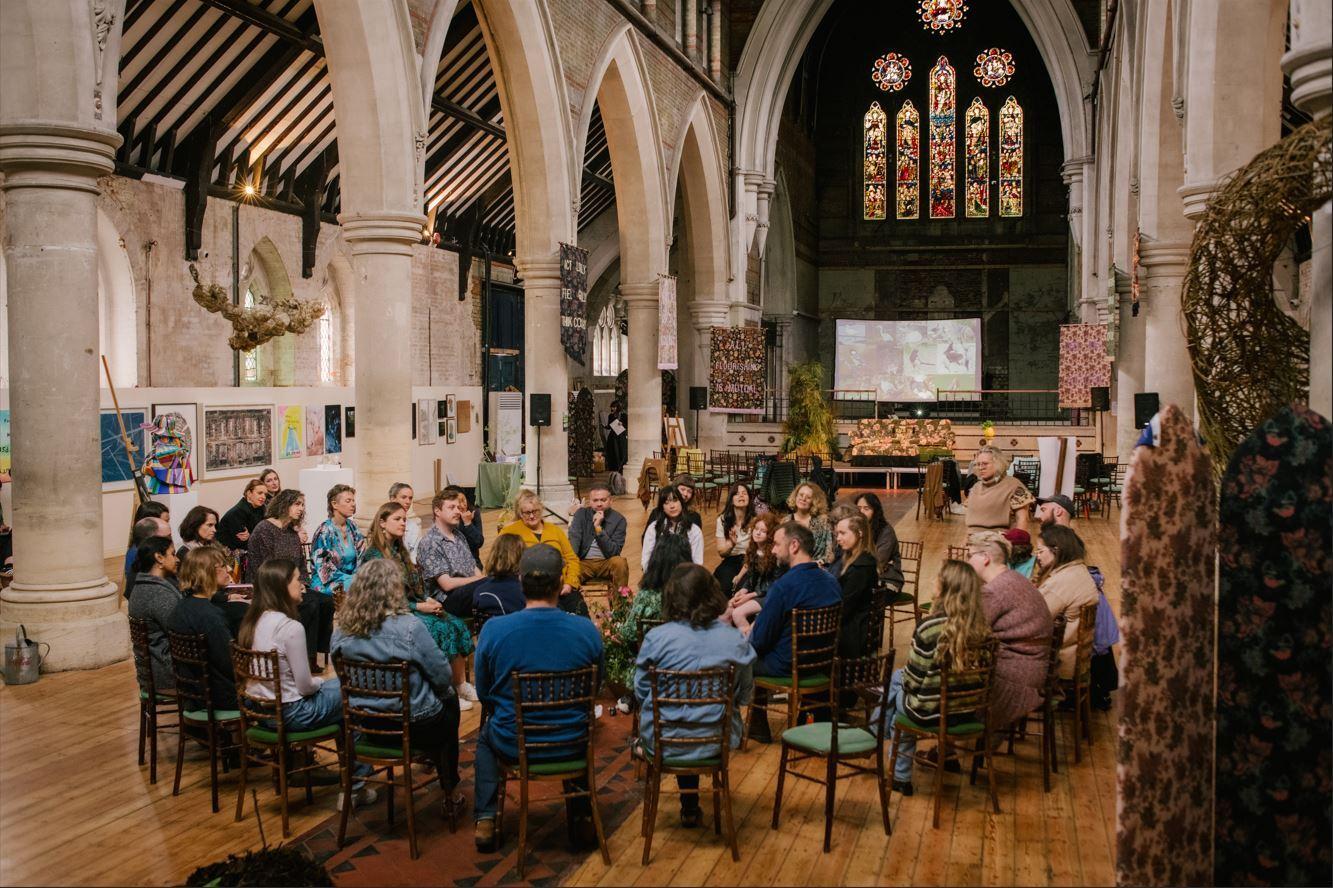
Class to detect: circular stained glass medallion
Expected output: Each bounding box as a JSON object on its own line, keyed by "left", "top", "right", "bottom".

{"left": 871, "top": 53, "right": 912, "bottom": 92}
{"left": 918, "top": 0, "right": 969, "bottom": 32}
{"left": 974, "top": 48, "right": 1016, "bottom": 87}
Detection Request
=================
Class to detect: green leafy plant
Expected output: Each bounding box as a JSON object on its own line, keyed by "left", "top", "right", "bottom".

{"left": 782, "top": 361, "right": 839, "bottom": 457}
{"left": 589, "top": 589, "right": 638, "bottom": 694}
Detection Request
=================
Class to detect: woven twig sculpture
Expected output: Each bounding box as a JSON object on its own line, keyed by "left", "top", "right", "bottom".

{"left": 189, "top": 263, "right": 325, "bottom": 352}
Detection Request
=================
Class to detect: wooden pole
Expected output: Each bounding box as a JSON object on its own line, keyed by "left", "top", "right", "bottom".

{"left": 101, "top": 355, "right": 148, "bottom": 507}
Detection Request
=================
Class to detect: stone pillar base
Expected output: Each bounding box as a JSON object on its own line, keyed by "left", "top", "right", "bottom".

{"left": 0, "top": 590, "right": 128, "bottom": 673}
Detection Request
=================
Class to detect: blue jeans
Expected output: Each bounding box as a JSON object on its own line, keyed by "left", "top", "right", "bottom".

{"left": 876, "top": 667, "right": 916, "bottom": 783}
{"left": 280, "top": 679, "right": 369, "bottom": 780}
{"left": 473, "top": 720, "right": 589, "bottom": 821}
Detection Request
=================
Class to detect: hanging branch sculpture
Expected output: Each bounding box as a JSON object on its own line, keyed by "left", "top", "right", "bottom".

{"left": 189, "top": 263, "right": 325, "bottom": 351}
{"left": 1182, "top": 118, "right": 1332, "bottom": 474}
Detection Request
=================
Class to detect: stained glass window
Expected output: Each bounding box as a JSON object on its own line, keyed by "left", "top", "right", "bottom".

{"left": 974, "top": 48, "right": 1015, "bottom": 87}
{"left": 928, "top": 56, "right": 956, "bottom": 219}
{"left": 896, "top": 100, "right": 920, "bottom": 219}
{"left": 871, "top": 53, "right": 911, "bottom": 92}
{"left": 918, "top": 0, "right": 968, "bottom": 32}
{"left": 999, "top": 96, "right": 1023, "bottom": 216}
{"left": 864, "top": 101, "right": 888, "bottom": 220}
{"left": 318, "top": 307, "right": 334, "bottom": 384}
{"left": 964, "top": 98, "right": 989, "bottom": 218}
{"left": 242, "top": 286, "right": 259, "bottom": 383}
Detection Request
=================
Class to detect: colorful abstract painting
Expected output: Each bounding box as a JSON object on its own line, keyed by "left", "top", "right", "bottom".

{"left": 100, "top": 409, "right": 147, "bottom": 484}
{"left": 305, "top": 406, "right": 325, "bottom": 456}
{"left": 278, "top": 405, "right": 303, "bottom": 459}
{"left": 324, "top": 405, "right": 342, "bottom": 455}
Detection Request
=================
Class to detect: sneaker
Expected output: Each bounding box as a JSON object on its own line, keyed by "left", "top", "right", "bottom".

{"left": 616, "top": 695, "right": 633, "bottom": 715}
{"left": 337, "top": 786, "right": 379, "bottom": 811}
{"left": 458, "top": 681, "right": 479, "bottom": 702}
{"left": 891, "top": 779, "right": 915, "bottom": 796}
{"left": 949, "top": 502, "right": 966, "bottom": 515}
{"left": 458, "top": 696, "right": 475, "bottom": 712}
{"left": 474, "top": 817, "right": 497, "bottom": 852}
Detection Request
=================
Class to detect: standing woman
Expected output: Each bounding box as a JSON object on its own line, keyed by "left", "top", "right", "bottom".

{"left": 309, "top": 484, "right": 365, "bottom": 652}
{"left": 641, "top": 487, "right": 705, "bottom": 569}
{"left": 246, "top": 489, "right": 323, "bottom": 669}
{"left": 963, "top": 446, "right": 1033, "bottom": 534}
{"left": 854, "top": 493, "right": 905, "bottom": 592}
{"left": 786, "top": 482, "right": 833, "bottom": 563}
{"left": 713, "top": 482, "right": 757, "bottom": 596}
{"left": 361, "top": 501, "right": 475, "bottom": 711}
{"left": 832, "top": 514, "right": 880, "bottom": 657}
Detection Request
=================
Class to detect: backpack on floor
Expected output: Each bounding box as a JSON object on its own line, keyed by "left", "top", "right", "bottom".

{"left": 607, "top": 471, "right": 627, "bottom": 496}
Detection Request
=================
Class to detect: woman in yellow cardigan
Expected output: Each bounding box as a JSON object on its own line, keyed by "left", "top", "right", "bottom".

{"left": 499, "top": 489, "right": 585, "bottom": 614}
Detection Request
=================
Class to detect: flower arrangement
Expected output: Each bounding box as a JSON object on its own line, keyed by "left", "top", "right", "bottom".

{"left": 848, "top": 418, "right": 956, "bottom": 456}
{"left": 189, "top": 263, "right": 326, "bottom": 351}
{"left": 589, "top": 586, "right": 639, "bottom": 695}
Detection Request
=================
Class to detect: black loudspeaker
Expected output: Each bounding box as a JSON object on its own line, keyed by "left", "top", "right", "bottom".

{"left": 1090, "top": 386, "right": 1111, "bottom": 412}
{"left": 689, "top": 386, "right": 708, "bottom": 411}
{"left": 1134, "top": 392, "right": 1160, "bottom": 429}
{"left": 529, "top": 393, "right": 552, "bottom": 427}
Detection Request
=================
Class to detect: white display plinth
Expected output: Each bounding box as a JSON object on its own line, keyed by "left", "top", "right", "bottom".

{"left": 150, "top": 490, "right": 199, "bottom": 548}
{"left": 298, "top": 466, "right": 355, "bottom": 536}
{"left": 1036, "top": 436, "right": 1080, "bottom": 499}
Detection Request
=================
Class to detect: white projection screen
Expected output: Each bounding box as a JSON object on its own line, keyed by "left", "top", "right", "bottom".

{"left": 834, "top": 318, "right": 982, "bottom": 401}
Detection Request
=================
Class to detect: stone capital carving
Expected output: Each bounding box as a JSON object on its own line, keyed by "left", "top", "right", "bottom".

{"left": 1137, "top": 239, "right": 1192, "bottom": 278}
{"left": 513, "top": 256, "right": 562, "bottom": 289}
{"left": 1177, "top": 179, "right": 1219, "bottom": 221}
{"left": 1171, "top": 94, "right": 1185, "bottom": 120}
{"left": 0, "top": 122, "right": 120, "bottom": 193}
{"left": 619, "top": 280, "right": 661, "bottom": 305}
{"left": 339, "top": 212, "right": 427, "bottom": 257}
{"left": 1282, "top": 42, "right": 1333, "bottom": 120}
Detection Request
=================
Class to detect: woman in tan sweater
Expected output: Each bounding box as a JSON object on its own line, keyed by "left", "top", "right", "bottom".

{"left": 964, "top": 446, "right": 1033, "bottom": 534}
{"left": 1034, "top": 525, "right": 1099, "bottom": 679}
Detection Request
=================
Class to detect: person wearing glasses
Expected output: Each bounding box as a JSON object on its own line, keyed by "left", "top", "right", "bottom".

{"left": 498, "top": 489, "right": 584, "bottom": 615}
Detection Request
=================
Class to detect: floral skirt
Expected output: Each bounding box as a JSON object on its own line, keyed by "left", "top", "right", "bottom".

{"left": 413, "top": 611, "right": 474, "bottom": 659}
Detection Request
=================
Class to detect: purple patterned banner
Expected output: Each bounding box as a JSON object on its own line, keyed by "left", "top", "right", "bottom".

{"left": 559, "top": 242, "right": 588, "bottom": 364}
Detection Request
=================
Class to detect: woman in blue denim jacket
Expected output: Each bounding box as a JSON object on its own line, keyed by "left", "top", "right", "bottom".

{"left": 332, "top": 558, "right": 465, "bottom": 818}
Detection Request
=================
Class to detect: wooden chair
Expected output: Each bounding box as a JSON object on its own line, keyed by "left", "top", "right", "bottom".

{"left": 1072, "top": 453, "right": 1105, "bottom": 518}
{"left": 749, "top": 604, "right": 842, "bottom": 742}
{"left": 629, "top": 618, "right": 667, "bottom": 753}
{"left": 947, "top": 545, "right": 969, "bottom": 562}
{"left": 333, "top": 655, "right": 456, "bottom": 860}
{"left": 497, "top": 666, "right": 611, "bottom": 879}
{"left": 167, "top": 630, "right": 241, "bottom": 812}
{"left": 639, "top": 665, "right": 740, "bottom": 864}
{"left": 996, "top": 614, "right": 1066, "bottom": 792}
{"left": 129, "top": 616, "right": 176, "bottom": 785}
{"left": 915, "top": 461, "right": 946, "bottom": 521}
{"left": 1059, "top": 601, "right": 1099, "bottom": 763}
{"left": 773, "top": 651, "right": 896, "bottom": 851}
{"left": 1103, "top": 462, "right": 1127, "bottom": 515}
{"left": 886, "top": 540, "right": 923, "bottom": 646}
{"left": 230, "top": 644, "right": 341, "bottom": 837}
{"left": 887, "top": 639, "right": 999, "bottom": 828}
{"left": 863, "top": 585, "right": 886, "bottom": 656}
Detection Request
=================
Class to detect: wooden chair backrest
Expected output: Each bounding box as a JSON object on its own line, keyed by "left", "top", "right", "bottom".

{"left": 947, "top": 545, "right": 969, "bottom": 562}
{"left": 230, "top": 644, "right": 287, "bottom": 738}
{"left": 1073, "top": 601, "right": 1098, "bottom": 683}
{"left": 635, "top": 618, "right": 666, "bottom": 654}
{"left": 511, "top": 666, "right": 599, "bottom": 768}
{"left": 334, "top": 654, "right": 414, "bottom": 758}
{"left": 167, "top": 630, "right": 216, "bottom": 715}
{"left": 939, "top": 638, "right": 998, "bottom": 728}
{"left": 898, "top": 540, "right": 923, "bottom": 598}
{"left": 645, "top": 665, "right": 736, "bottom": 767}
{"left": 832, "top": 651, "right": 895, "bottom": 750}
{"left": 790, "top": 604, "right": 842, "bottom": 684}
{"left": 128, "top": 616, "right": 158, "bottom": 698}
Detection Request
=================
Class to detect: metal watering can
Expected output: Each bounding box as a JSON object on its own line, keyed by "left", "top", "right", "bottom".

{"left": 3, "top": 625, "right": 49, "bottom": 684}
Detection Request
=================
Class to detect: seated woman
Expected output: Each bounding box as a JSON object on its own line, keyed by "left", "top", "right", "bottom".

{"left": 246, "top": 489, "right": 324, "bottom": 670}
{"left": 360, "top": 501, "right": 475, "bottom": 711}
{"left": 634, "top": 564, "right": 755, "bottom": 827}
{"left": 722, "top": 513, "right": 782, "bottom": 634}
{"left": 641, "top": 487, "right": 705, "bottom": 569}
{"left": 389, "top": 482, "right": 423, "bottom": 559}
{"left": 238, "top": 557, "right": 370, "bottom": 806}
{"left": 881, "top": 560, "right": 994, "bottom": 796}
{"left": 620, "top": 532, "right": 694, "bottom": 647}
{"left": 332, "top": 558, "right": 465, "bottom": 820}
{"left": 309, "top": 484, "right": 365, "bottom": 653}
{"left": 177, "top": 505, "right": 222, "bottom": 564}
{"left": 168, "top": 545, "right": 241, "bottom": 710}
{"left": 786, "top": 482, "right": 833, "bottom": 563}
{"left": 1003, "top": 528, "right": 1037, "bottom": 579}
{"left": 670, "top": 474, "right": 704, "bottom": 530}
{"left": 128, "top": 535, "right": 181, "bottom": 694}
{"left": 854, "top": 493, "right": 905, "bottom": 591}
{"left": 1034, "top": 525, "right": 1100, "bottom": 680}
{"left": 472, "top": 534, "right": 526, "bottom": 619}
{"left": 832, "top": 514, "right": 880, "bottom": 657}
{"left": 713, "top": 482, "right": 757, "bottom": 596}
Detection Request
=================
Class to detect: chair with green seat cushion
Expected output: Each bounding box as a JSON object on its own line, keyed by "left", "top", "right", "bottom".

{"left": 639, "top": 665, "right": 741, "bottom": 865}
{"left": 231, "top": 644, "right": 341, "bottom": 838}
{"left": 168, "top": 630, "right": 241, "bottom": 813}
{"left": 773, "top": 651, "right": 896, "bottom": 852}
{"left": 887, "top": 637, "right": 1001, "bottom": 829}
{"left": 885, "top": 540, "right": 924, "bottom": 647}
{"left": 751, "top": 603, "right": 842, "bottom": 743}
{"left": 497, "top": 666, "right": 611, "bottom": 880}
{"left": 130, "top": 617, "right": 177, "bottom": 787}
{"left": 333, "top": 656, "right": 454, "bottom": 861}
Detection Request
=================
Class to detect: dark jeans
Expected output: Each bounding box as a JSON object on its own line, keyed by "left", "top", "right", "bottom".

{"left": 473, "top": 720, "right": 591, "bottom": 822}
{"left": 442, "top": 579, "right": 487, "bottom": 619}
{"left": 677, "top": 774, "right": 700, "bottom": 812}
{"left": 299, "top": 593, "right": 335, "bottom": 655}
{"left": 365, "top": 698, "right": 462, "bottom": 791}
{"left": 712, "top": 555, "right": 744, "bottom": 597}
{"left": 559, "top": 587, "right": 589, "bottom": 617}
{"left": 1091, "top": 649, "right": 1119, "bottom": 707}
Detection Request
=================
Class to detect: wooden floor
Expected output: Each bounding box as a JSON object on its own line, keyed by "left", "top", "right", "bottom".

{"left": 0, "top": 489, "right": 1122, "bottom": 886}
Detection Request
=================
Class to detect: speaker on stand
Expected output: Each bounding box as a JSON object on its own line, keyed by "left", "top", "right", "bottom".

{"left": 1090, "top": 386, "right": 1110, "bottom": 457}
{"left": 689, "top": 386, "right": 707, "bottom": 446}
{"left": 529, "top": 393, "right": 551, "bottom": 495}
{"left": 1134, "top": 392, "right": 1160, "bottom": 429}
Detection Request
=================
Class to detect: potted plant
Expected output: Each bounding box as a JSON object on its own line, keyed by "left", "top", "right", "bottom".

{"left": 982, "top": 420, "right": 996, "bottom": 440}
{"left": 782, "top": 362, "right": 839, "bottom": 458}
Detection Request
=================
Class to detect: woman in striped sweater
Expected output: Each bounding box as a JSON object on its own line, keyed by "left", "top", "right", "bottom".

{"left": 879, "top": 560, "right": 994, "bottom": 795}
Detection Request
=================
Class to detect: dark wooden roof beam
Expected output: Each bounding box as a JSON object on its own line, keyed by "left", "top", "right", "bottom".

{"left": 432, "top": 97, "right": 505, "bottom": 140}
{"left": 196, "top": 0, "right": 322, "bottom": 54}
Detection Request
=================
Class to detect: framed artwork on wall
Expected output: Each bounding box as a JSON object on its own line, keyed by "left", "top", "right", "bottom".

{"left": 277, "top": 405, "right": 304, "bottom": 459}
{"left": 445, "top": 394, "right": 457, "bottom": 418}
{"left": 446, "top": 416, "right": 457, "bottom": 444}
{"left": 202, "top": 406, "right": 272, "bottom": 476}
{"left": 437, "top": 399, "right": 448, "bottom": 420}
{"left": 345, "top": 406, "right": 356, "bottom": 438}
{"left": 305, "top": 406, "right": 325, "bottom": 456}
{"left": 417, "top": 399, "right": 436, "bottom": 444}
{"left": 100, "top": 408, "right": 147, "bottom": 485}
{"left": 150, "top": 402, "right": 200, "bottom": 478}
{"left": 457, "top": 400, "right": 472, "bottom": 433}
{"left": 324, "top": 405, "right": 342, "bottom": 454}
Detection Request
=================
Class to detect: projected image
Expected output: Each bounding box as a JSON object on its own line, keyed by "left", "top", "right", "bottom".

{"left": 834, "top": 318, "right": 981, "bottom": 401}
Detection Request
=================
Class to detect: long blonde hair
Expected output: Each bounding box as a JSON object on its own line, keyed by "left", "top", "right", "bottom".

{"left": 338, "top": 558, "right": 410, "bottom": 637}
{"left": 835, "top": 514, "right": 876, "bottom": 575}
{"left": 786, "top": 481, "right": 829, "bottom": 516}
{"left": 933, "top": 560, "right": 993, "bottom": 668}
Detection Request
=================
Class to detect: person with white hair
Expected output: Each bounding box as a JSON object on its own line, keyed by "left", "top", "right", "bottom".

{"left": 964, "top": 446, "right": 1034, "bottom": 534}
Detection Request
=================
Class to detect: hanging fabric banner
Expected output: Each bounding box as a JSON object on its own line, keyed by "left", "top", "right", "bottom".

{"left": 657, "top": 275, "right": 678, "bottom": 370}
{"left": 708, "top": 326, "right": 765, "bottom": 414}
{"left": 559, "top": 242, "right": 588, "bottom": 364}
{"left": 1057, "top": 323, "right": 1111, "bottom": 408}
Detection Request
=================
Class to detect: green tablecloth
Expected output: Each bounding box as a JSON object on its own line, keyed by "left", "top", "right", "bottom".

{"left": 476, "top": 461, "right": 522, "bottom": 509}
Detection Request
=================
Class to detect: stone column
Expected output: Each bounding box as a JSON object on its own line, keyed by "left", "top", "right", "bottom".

{"left": 689, "top": 299, "right": 731, "bottom": 452}
{"left": 708, "top": 2, "right": 723, "bottom": 81}
{"left": 0, "top": 123, "right": 126, "bottom": 670}
{"left": 1114, "top": 275, "right": 1146, "bottom": 460}
{"left": 514, "top": 256, "right": 574, "bottom": 506}
{"left": 341, "top": 214, "right": 423, "bottom": 519}
{"left": 684, "top": 0, "right": 698, "bottom": 60}
{"left": 1138, "top": 239, "right": 1195, "bottom": 413}
{"left": 1284, "top": 0, "right": 1333, "bottom": 417}
{"left": 1063, "top": 156, "right": 1101, "bottom": 322}
{"left": 622, "top": 280, "right": 662, "bottom": 494}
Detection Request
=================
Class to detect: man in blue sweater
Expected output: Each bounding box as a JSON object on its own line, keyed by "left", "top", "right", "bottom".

{"left": 472, "top": 543, "right": 604, "bottom": 851}
{"left": 747, "top": 521, "right": 842, "bottom": 742}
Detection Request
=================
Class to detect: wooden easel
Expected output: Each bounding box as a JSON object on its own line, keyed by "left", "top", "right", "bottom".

{"left": 102, "top": 355, "right": 151, "bottom": 508}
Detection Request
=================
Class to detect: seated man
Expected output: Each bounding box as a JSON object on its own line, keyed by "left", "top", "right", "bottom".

{"left": 472, "top": 544, "right": 604, "bottom": 851}
{"left": 1034, "top": 493, "right": 1076, "bottom": 529}
{"left": 746, "top": 521, "right": 842, "bottom": 743}
{"left": 499, "top": 489, "right": 584, "bottom": 615}
{"left": 418, "top": 488, "right": 486, "bottom": 618}
{"left": 567, "top": 483, "right": 629, "bottom": 592}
